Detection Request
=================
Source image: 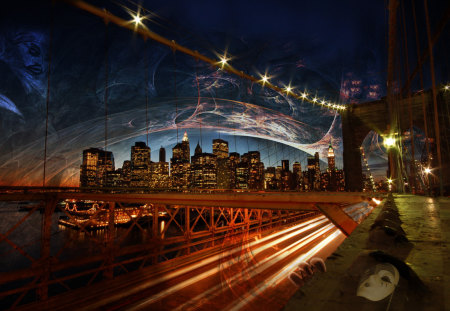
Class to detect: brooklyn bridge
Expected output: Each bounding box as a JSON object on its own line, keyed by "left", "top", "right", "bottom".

{"left": 0, "top": 0, "right": 449, "bottom": 310}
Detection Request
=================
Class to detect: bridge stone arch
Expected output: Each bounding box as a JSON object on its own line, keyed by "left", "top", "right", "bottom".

{"left": 341, "top": 88, "right": 449, "bottom": 192}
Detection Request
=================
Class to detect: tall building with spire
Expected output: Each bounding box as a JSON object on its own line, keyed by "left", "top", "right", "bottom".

{"left": 190, "top": 141, "right": 217, "bottom": 189}
{"left": 327, "top": 143, "right": 336, "bottom": 172}
{"left": 170, "top": 132, "right": 191, "bottom": 190}
{"left": 181, "top": 131, "right": 190, "bottom": 162}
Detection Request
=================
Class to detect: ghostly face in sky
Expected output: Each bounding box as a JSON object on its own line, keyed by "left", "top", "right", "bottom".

{"left": 357, "top": 263, "right": 399, "bottom": 301}
{"left": 0, "top": 29, "right": 47, "bottom": 96}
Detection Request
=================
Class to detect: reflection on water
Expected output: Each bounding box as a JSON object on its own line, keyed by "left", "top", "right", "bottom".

{"left": 0, "top": 201, "right": 172, "bottom": 274}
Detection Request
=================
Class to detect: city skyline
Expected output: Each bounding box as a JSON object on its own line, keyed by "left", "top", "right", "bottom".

{"left": 80, "top": 131, "right": 347, "bottom": 191}
{"left": 0, "top": 1, "right": 448, "bottom": 187}
{"left": 89, "top": 130, "right": 344, "bottom": 175}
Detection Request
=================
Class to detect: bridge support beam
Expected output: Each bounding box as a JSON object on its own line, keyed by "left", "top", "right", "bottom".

{"left": 315, "top": 204, "right": 358, "bottom": 236}
{"left": 342, "top": 109, "right": 363, "bottom": 192}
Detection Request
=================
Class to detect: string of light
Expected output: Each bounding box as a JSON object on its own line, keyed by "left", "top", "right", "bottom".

{"left": 359, "top": 146, "right": 376, "bottom": 191}
{"left": 66, "top": 0, "right": 347, "bottom": 112}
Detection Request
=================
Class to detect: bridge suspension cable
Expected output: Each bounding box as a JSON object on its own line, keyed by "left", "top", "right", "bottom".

{"left": 43, "top": 3, "right": 54, "bottom": 187}
{"left": 63, "top": 0, "right": 347, "bottom": 112}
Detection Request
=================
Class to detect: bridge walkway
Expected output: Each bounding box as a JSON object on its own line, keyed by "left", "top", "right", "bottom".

{"left": 284, "top": 194, "right": 450, "bottom": 311}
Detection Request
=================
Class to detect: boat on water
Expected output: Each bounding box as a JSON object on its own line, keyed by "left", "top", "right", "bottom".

{"left": 58, "top": 200, "right": 168, "bottom": 230}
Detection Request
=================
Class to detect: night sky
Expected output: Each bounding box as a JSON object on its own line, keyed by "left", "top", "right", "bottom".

{"left": 0, "top": 0, "right": 448, "bottom": 186}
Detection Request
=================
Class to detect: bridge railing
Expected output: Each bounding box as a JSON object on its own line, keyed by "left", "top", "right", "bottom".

{"left": 0, "top": 193, "right": 320, "bottom": 309}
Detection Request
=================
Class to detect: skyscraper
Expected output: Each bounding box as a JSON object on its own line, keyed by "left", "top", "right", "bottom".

{"left": 131, "top": 142, "right": 151, "bottom": 168}
{"left": 80, "top": 148, "right": 101, "bottom": 187}
{"left": 242, "top": 151, "right": 264, "bottom": 190}
{"left": 326, "top": 143, "right": 337, "bottom": 191}
{"left": 130, "top": 142, "right": 150, "bottom": 187}
{"left": 282, "top": 160, "right": 289, "bottom": 172}
{"left": 327, "top": 143, "right": 335, "bottom": 172}
{"left": 80, "top": 148, "right": 114, "bottom": 187}
{"left": 293, "top": 161, "right": 302, "bottom": 190}
{"left": 212, "top": 138, "right": 229, "bottom": 159}
{"left": 181, "top": 131, "right": 190, "bottom": 162}
{"left": 190, "top": 143, "right": 217, "bottom": 189}
{"left": 171, "top": 133, "right": 191, "bottom": 190}
{"left": 229, "top": 152, "right": 240, "bottom": 188}
{"left": 212, "top": 138, "right": 231, "bottom": 189}
{"left": 159, "top": 146, "right": 166, "bottom": 163}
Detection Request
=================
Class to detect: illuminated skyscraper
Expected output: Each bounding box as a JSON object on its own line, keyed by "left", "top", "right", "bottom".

{"left": 212, "top": 138, "right": 231, "bottom": 189}
{"left": 314, "top": 152, "right": 320, "bottom": 177}
{"left": 191, "top": 142, "right": 217, "bottom": 189}
{"left": 150, "top": 161, "right": 170, "bottom": 189}
{"left": 131, "top": 142, "right": 151, "bottom": 168}
{"left": 217, "top": 157, "right": 231, "bottom": 189}
{"left": 236, "top": 162, "right": 249, "bottom": 189}
{"left": 171, "top": 134, "right": 191, "bottom": 190}
{"left": 121, "top": 160, "right": 131, "bottom": 186}
{"left": 264, "top": 167, "right": 277, "bottom": 190}
{"left": 242, "top": 151, "right": 264, "bottom": 190}
{"left": 130, "top": 142, "right": 150, "bottom": 187}
{"left": 181, "top": 131, "right": 190, "bottom": 162}
{"left": 212, "top": 139, "right": 229, "bottom": 159}
{"left": 306, "top": 155, "right": 320, "bottom": 191}
{"left": 327, "top": 143, "right": 335, "bottom": 172}
{"left": 327, "top": 143, "right": 337, "bottom": 191}
{"left": 80, "top": 148, "right": 114, "bottom": 187}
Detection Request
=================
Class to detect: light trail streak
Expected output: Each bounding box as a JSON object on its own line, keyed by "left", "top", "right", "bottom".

{"left": 173, "top": 223, "right": 336, "bottom": 311}
{"left": 124, "top": 216, "right": 326, "bottom": 310}
{"left": 127, "top": 219, "right": 333, "bottom": 310}
{"left": 226, "top": 230, "right": 342, "bottom": 311}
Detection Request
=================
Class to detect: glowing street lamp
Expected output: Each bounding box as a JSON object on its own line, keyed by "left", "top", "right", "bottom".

{"left": 383, "top": 137, "right": 396, "bottom": 148}
{"left": 424, "top": 167, "right": 431, "bottom": 174}
{"left": 261, "top": 75, "right": 269, "bottom": 85}
{"left": 285, "top": 85, "right": 292, "bottom": 94}
{"left": 387, "top": 178, "right": 393, "bottom": 184}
